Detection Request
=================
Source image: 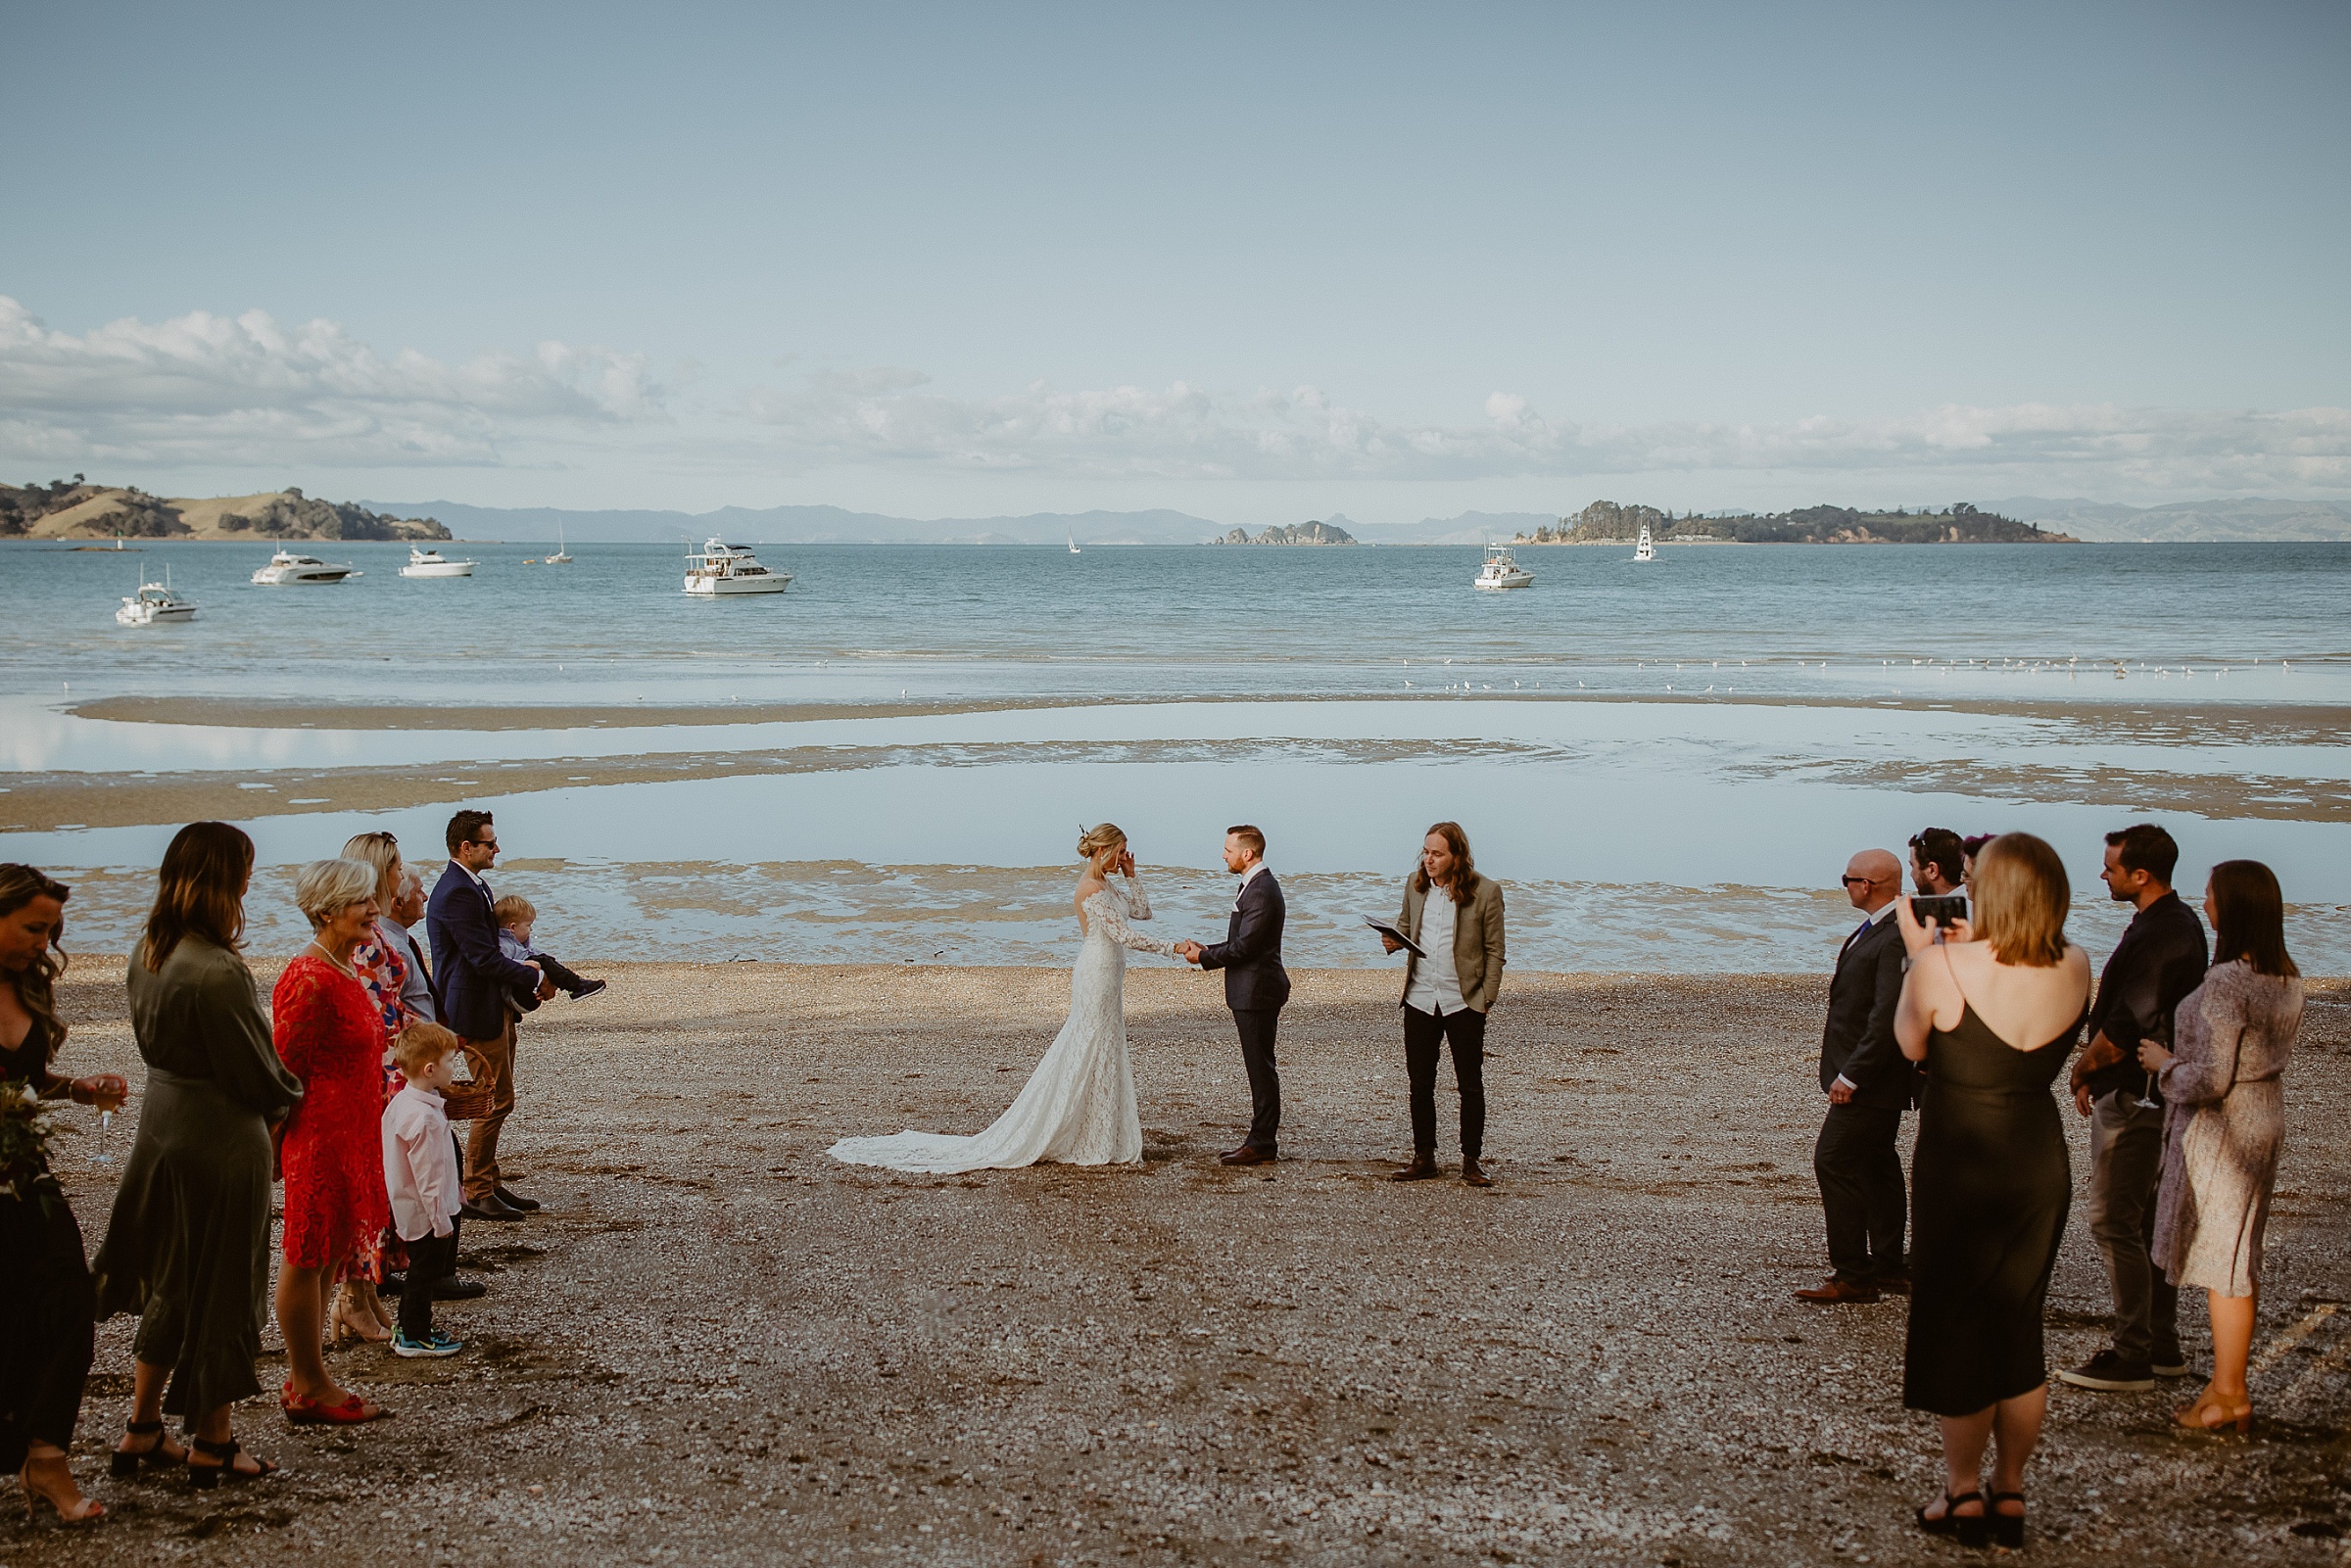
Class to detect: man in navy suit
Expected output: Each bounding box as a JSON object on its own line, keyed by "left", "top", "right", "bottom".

{"left": 1177, "top": 825, "right": 1291, "bottom": 1166}
{"left": 426, "top": 809, "right": 552, "bottom": 1221}
{"left": 1797, "top": 847, "right": 1914, "bottom": 1305}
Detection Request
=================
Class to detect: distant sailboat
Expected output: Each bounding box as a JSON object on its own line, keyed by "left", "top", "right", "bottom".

{"left": 548, "top": 523, "right": 573, "bottom": 564}
{"left": 1634, "top": 525, "right": 1656, "bottom": 562}
{"left": 1068, "top": 531, "right": 1081, "bottom": 554}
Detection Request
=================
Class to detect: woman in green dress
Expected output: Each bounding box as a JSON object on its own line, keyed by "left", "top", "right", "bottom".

{"left": 91, "top": 824, "right": 303, "bottom": 1487}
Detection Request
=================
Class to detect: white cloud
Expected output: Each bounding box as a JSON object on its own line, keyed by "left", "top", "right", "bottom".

{"left": 745, "top": 372, "right": 2351, "bottom": 491}
{"left": 0, "top": 296, "right": 659, "bottom": 469}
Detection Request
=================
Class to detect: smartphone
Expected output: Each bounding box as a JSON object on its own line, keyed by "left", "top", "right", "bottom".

{"left": 1910, "top": 895, "right": 1969, "bottom": 927}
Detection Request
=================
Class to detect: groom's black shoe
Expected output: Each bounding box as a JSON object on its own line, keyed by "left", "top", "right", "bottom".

{"left": 1221, "top": 1143, "right": 1276, "bottom": 1166}
{"left": 1389, "top": 1156, "right": 1441, "bottom": 1182}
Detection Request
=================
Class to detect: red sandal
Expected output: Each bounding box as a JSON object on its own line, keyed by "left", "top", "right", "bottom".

{"left": 280, "top": 1384, "right": 387, "bottom": 1426}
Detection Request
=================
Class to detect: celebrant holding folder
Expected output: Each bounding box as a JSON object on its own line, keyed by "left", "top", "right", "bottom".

{"left": 1376, "top": 822, "right": 1507, "bottom": 1187}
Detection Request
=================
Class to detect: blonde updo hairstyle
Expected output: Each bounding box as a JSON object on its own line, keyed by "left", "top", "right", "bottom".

{"left": 340, "top": 831, "right": 404, "bottom": 907}
{"left": 295, "top": 858, "right": 381, "bottom": 931}
{"left": 1076, "top": 823, "right": 1128, "bottom": 874}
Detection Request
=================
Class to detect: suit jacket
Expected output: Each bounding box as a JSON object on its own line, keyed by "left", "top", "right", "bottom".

{"left": 1819, "top": 911, "right": 1912, "bottom": 1110}
{"left": 1396, "top": 872, "right": 1506, "bottom": 1014}
{"left": 424, "top": 862, "right": 543, "bottom": 1041}
{"left": 1197, "top": 867, "right": 1291, "bottom": 1013}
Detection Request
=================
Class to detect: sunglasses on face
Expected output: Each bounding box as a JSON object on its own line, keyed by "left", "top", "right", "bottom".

{"left": 1841, "top": 874, "right": 1876, "bottom": 886}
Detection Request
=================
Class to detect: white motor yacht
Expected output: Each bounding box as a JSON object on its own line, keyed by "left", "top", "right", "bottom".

{"left": 116, "top": 569, "right": 198, "bottom": 625}
{"left": 1633, "top": 525, "right": 1656, "bottom": 562}
{"left": 1472, "top": 544, "right": 1534, "bottom": 591}
{"left": 683, "top": 539, "right": 792, "bottom": 595}
{"left": 400, "top": 546, "right": 478, "bottom": 578}
{"left": 251, "top": 550, "right": 361, "bottom": 585}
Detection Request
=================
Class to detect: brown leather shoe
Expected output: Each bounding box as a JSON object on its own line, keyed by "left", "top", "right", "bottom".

{"left": 1220, "top": 1144, "right": 1275, "bottom": 1166}
{"left": 1389, "top": 1157, "right": 1441, "bottom": 1182}
{"left": 1460, "top": 1160, "right": 1494, "bottom": 1188}
{"left": 1794, "top": 1277, "right": 1881, "bottom": 1305}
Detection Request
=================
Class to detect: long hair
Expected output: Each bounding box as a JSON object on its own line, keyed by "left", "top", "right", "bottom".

{"left": 0, "top": 864, "right": 71, "bottom": 1063}
{"left": 1411, "top": 821, "right": 1477, "bottom": 908}
{"left": 140, "top": 822, "right": 254, "bottom": 971}
{"left": 1971, "top": 832, "right": 2069, "bottom": 969}
{"left": 2209, "top": 859, "right": 2298, "bottom": 978}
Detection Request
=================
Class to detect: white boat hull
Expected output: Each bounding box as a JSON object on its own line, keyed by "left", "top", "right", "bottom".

{"left": 1474, "top": 571, "right": 1534, "bottom": 590}
{"left": 684, "top": 574, "right": 792, "bottom": 595}
{"left": 252, "top": 568, "right": 360, "bottom": 585}
{"left": 400, "top": 561, "right": 476, "bottom": 578}
{"left": 116, "top": 603, "right": 198, "bottom": 625}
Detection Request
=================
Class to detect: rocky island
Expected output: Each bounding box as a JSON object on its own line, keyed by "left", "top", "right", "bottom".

{"left": 1518, "top": 499, "right": 2075, "bottom": 545}
{"left": 0, "top": 477, "right": 452, "bottom": 542}
{"left": 1213, "top": 519, "right": 1358, "bottom": 546}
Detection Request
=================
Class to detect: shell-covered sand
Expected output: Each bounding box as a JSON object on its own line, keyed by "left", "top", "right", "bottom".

{"left": 20, "top": 960, "right": 2351, "bottom": 1565}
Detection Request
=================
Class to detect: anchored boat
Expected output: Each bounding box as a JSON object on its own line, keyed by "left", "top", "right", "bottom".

{"left": 400, "top": 547, "right": 478, "bottom": 578}
{"left": 251, "top": 550, "right": 361, "bottom": 585}
{"left": 116, "top": 569, "right": 198, "bottom": 625}
{"left": 683, "top": 539, "right": 792, "bottom": 595}
{"left": 1473, "top": 544, "right": 1534, "bottom": 591}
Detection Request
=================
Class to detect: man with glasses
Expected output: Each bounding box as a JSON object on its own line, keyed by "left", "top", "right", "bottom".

{"left": 425, "top": 809, "right": 553, "bottom": 1222}
{"left": 1798, "top": 847, "right": 1913, "bottom": 1305}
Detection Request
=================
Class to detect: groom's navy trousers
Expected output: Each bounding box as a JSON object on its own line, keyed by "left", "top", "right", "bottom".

{"left": 1199, "top": 868, "right": 1291, "bottom": 1156}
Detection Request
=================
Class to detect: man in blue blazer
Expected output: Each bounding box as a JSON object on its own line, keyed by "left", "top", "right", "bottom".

{"left": 426, "top": 809, "right": 552, "bottom": 1221}
{"left": 1178, "top": 825, "right": 1291, "bottom": 1165}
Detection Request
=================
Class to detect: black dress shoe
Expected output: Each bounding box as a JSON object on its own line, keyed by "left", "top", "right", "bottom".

{"left": 460, "top": 1197, "right": 525, "bottom": 1222}
{"left": 493, "top": 1185, "right": 542, "bottom": 1212}
{"left": 430, "top": 1275, "right": 489, "bottom": 1301}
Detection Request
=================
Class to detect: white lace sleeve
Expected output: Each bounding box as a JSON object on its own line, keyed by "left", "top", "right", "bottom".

{"left": 1088, "top": 888, "right": 1176, "bottom": 957}
{"left": 1121, "top": 874, "right": 1155, "bottom": 921}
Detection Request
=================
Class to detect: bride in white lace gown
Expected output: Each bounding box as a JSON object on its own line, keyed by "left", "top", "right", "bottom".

{"left": 829, "top": 824, "right": 1178, "bottom": 1172}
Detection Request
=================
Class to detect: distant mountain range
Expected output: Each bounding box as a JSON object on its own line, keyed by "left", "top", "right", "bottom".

{"left": 1990, "top": 497, "right": 2351, "bottom": 543}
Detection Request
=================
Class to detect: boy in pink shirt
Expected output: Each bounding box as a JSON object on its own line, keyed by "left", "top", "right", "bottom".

{"left": 383, "top": 1022, "right": 467, "bottom": 1357}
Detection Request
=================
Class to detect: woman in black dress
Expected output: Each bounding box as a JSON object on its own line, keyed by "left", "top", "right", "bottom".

{"left": 1895, "top": 832, "right": 2090, "bottom": 1551}
{"left": 1, "top": 866, "right": 128, "bottom": 1524}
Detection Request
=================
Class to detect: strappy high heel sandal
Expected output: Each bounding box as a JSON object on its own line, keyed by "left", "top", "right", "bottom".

{"left": 1916, "top": 1490, "right": 1988, "bottom": 1548}
{"left": 2174, "top": 1387, "right": 2254, "bottom": 1433}
{"left": 187, "top": 1436, "right": 279, "bottom": 1491}
{"left": 1990, "top": 1491, "right": 2027, "bottom": 1550}
{"left": 17, "top": 1457, "right": 105, "bottom": 1523}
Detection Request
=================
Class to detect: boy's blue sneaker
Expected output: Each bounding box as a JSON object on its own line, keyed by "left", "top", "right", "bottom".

{"left": 392, "top": 1328, "right": 463, "bottom": 1359}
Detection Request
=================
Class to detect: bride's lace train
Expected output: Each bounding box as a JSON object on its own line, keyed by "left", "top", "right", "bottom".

{"left": 829, "top": 877, "right": 1176, "bottom": 1173}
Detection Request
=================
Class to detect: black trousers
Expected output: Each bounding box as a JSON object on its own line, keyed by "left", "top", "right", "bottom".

{"left": 1814, "top": 1101, "right": 1906, "bottom": 1285}
{"left": 1233, "top": 1007, "right": 1282, "bottom": 1153}
{"left": 397, "top": 1226, "right": 458, "bottom": 1340}
{"left": 533, "top": 953, "right": 589, "bottom": 994}
{"left": 1404, "top": 1004, "right": 1487, "bottom": 1161}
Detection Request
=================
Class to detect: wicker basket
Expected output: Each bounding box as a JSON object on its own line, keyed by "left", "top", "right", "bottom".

{"left": 438, "top": 1039, "right": 499, "bottom": 1122}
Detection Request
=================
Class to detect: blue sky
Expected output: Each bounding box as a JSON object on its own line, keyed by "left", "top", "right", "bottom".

{"left": 3, "top": 1, "right": 2346, "bottom": 522}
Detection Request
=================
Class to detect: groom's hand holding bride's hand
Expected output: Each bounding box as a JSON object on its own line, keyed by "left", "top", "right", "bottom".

{"left": 1176, "top": 938, "right": 1204, "bottom": 965}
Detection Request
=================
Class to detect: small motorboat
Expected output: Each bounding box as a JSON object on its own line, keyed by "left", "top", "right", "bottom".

{"left": 1634, "top": 525, "right": 1656, "bottom": 562}
{"left": 116, "top": 569, "right": 197, "bottom": 625}
{"left": 400, "top": 547, "right": 478, "bottom": 578}
{"left": 683, "top": 539, "right": 792, "bottom": 595}
{"left": 251, "top": 550, "right": 361, "bottom": 585}
{"left": 1472, "top": 544, "right": 1534, "bottom": 591}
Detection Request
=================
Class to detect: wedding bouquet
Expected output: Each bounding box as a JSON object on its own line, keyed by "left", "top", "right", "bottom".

{"left": 0, "top": 1078, "right": 62, "bottom": 1201}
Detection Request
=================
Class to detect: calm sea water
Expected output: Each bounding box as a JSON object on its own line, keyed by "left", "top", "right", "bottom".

{"left": 4, "top": 540, "right": 2345, "bottom": 973}
{"left": 5, "top": 539, "right": 2347, "bottom": 706}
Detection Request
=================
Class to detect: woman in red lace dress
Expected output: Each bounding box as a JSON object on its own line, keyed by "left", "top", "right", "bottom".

{"left": 270, "top": 859, "right": 391, "bottom": 1425}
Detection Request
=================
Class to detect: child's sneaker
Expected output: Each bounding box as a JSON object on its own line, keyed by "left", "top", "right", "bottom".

{"left": 568, "top": 978, "right": 608, "bottom": 1002}
{"left": 392, "top": 1328, "right": 463, "bottom": 1359}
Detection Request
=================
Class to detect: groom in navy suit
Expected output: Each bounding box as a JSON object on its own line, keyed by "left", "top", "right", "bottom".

{"left": 1177, "top": 825, "right": 1291, "bottom": 1166}
{"left": 426, "top": 808, "right": 553, "bottom": 1222}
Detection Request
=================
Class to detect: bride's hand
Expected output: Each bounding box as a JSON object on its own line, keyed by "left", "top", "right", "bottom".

{"left": 1117, "top": 850, "right": 1136, "bottom": 878}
